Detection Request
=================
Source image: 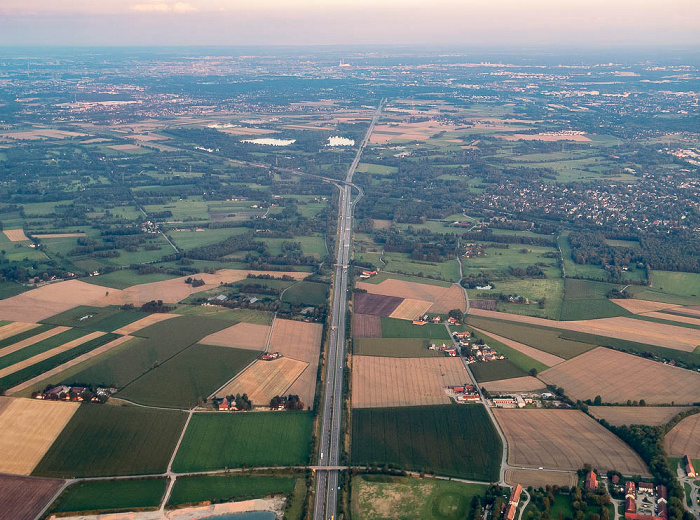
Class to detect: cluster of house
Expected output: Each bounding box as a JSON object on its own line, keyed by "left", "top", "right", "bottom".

{"left": 428, "top": 342, "right": 458, "bottom": 357}
{"left": 462, "top": 243, "right": 485, "bottom": 258}
{"left": 414, "top": 315, "right": 461, "bottom": 326}
{"left": 502, "top": 483, "right": 523, "bottom": 520}
{"left": 141, "top": 220, "right": 158, "bottom": 233}
{"left": 683, "top": 455, "right": 696, "bottom": 477}
{"left": 359, "top": 270, "right": 377, "bottom": 279}
{"left": 624, "top": 481, "right": 668, "bottom": 520}
{"left": 261, "top": 351, "right": 282, "bottom": 361}
{"left": 469, "top": 344, "right": 506, "bottom": 363}
{"left": 216, "top": 398, "right": 239, "bottom": 411}
{"left": 33, "top": 385, "right": 115, "bottom": 403}
{"left": 445, "top": 384, "right": 480, "bottom": 403}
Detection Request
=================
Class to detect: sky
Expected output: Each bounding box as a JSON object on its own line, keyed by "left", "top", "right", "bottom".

{"left": 0, "top": 0, "right": 698, "bottom": 47}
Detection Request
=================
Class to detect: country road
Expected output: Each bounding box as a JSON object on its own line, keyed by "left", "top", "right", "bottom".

{"left": 313, "top": 99, "right": 385, "bottom": 520}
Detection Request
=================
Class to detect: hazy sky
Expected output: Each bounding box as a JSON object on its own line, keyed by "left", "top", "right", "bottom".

{"left": 0, "top": 0, "right": 698, "bottom": 47}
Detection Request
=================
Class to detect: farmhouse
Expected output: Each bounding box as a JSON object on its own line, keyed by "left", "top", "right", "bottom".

{"left": 503, "top": 484, "right": 523, "bottom": 520}
{"left": 585, "top": 471, "right": 598, "bottom": 491}
{"left": 683, "top": 455, "right": 696, "bottom": 477}
{"left": 624, "top": 481, "right": 668, "bottom": 520}
{"left": 262, "top": 352, "right": 282, "bottom": 361}
{"left": 492, "top": 396, "right": 526, "bottom": 408}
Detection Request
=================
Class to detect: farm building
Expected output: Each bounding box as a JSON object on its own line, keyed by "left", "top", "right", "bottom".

{"left": 492, "top": 396, "right": 526, "bottom": 408}
{"left": 624, "top": 481, "right": 668, "bottom": 520}
{"left": 585, "top": 471, "right": 598, "bottom": 491}
{"left": 261, "top": 352, "right": 282, "bottom": 361}
{"left": 683, "top": 455, "right": 696, "bottom": 477}
{"left": 504, "top": 483, "right": 523, "bottom": 520}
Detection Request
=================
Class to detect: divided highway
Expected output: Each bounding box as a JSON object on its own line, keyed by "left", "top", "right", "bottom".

{"left": 314, "top": 100, "right": 385, "bottom": 520}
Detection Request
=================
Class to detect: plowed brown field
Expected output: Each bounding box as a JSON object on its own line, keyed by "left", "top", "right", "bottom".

{"left": 353, "top": 293, "right": 403, "bottom": 316}
{"left": 504, "top": 469, "right": 578, "bottom": 489}
{"left": 495, "top": 409, "right": 650, "bottom": 475}
{"left": 200, "top": 322, "right": 271, "bottom": 351}
{"left": 3, "top": 229, "right": 29, "bottom": 241}
{"left": 351, "top": 355, "right": 469, "bottom": 408}
{"left": 0, "top": 474, "right": 65, "bottom": 520}
{"left": 217, "top": 357, "right": 309, "bottom": 407}
{"left": 268, "top": 319, "right": 322, "bottom": 407}
{"left": 471, "top": 327, "right": 564, "bottom": 367}
{"left": 539, "top": 347, "right": 700, "bottom": 405}
{"left": 0, "top": 397, "right": 79, "bottom": 475}
{"left": 389, "top": 298, "right": 432, "bottom": 320}
{"left": 357, "top": 279, "right": 465, "bottom": 314}
{"left": 353, "top": 314, "right": 382, "bottom": 338}
{"left": 665, "top": 414, "right": 700, "bottom": 458}
{"left": 589, "top": 406, "right": 692, "bottom": 427}
{"left": 482, "top": 376, "right": 546, "bottom": 393}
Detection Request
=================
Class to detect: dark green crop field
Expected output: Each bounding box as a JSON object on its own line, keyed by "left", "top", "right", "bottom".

{"left": 351, "top": 405, "right": 501, "bottom": 481}
{"left": 50, "top": 478, "right": 167, "bottom": 514}
{"left": 168, "top": 474, "right": 296, "bottom": 507}
{"left": 172, "top": 411, "right": 313, "bottom": 472}
{"left": 41, "top": 305, "right": 148, "bottom": 331}
{"left": 470, "top": 359, "right": 527, "bottom": 383}
{"left": 353, "top": 338, "right": 438, "bottom": 357}
{"left": 281, "top": 281, "right": 329, "bottom": 306}
{"left": 117, "top": 344, "right": 259, "bottom": 408}
{"left": 33, "top": 405, "right": 187, "bottom": 478}
{"left": 381, "top": 317, "right": 451, "bottom": 340}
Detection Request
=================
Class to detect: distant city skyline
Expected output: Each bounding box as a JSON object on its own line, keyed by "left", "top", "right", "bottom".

{"left": 0, "top": 0, "right": 698, "bottom": 47}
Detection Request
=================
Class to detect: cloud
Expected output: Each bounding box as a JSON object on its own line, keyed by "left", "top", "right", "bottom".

{"left": 130, "top": 2, "right": 198, "bottom": 13}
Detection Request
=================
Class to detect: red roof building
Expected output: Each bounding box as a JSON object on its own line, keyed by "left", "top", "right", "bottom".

{"left": 612, "top": 475, "right": 620, "bottom": 485}
{"left": 504, "top": 484, "right": 522, "bottom": 520}
{"left": 585, "top": 471, "right": 598, "bottom": 491}
{"left": 683, "top": 455, "right": 696, "bottom": 478}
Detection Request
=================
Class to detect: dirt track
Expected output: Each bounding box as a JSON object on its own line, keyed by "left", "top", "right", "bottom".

{"left": 495, "top": 408, "right": 650, "bottom": 475}
{"left": 539, "top": 347, "right": 700, "bottom": 405}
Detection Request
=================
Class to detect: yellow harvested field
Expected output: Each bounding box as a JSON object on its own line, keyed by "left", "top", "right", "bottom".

{"left": 610, "top": 299, "right": 679, "bottom": 314}
{"left": 113, "top": 313, "right": 179, "bottom": 335}
{"left": 589, "top": 406, "right": 693, "bottom": 427}
{"left": 268, "top": 319, "right": 323, "bottom": 407}
{"left": 0, "top": 326, "right": 70, "bottom": 358}
{"left": 0, "top": 397, "right": 79, "bottom": 475}
{"left": 32, "top": 233, "right": 86, "bottom": 239}
{"left": 482, "top": 376, "right": 546, "bottom": 393}
{"left": 388, "top": 298, "right": 432, "bottom": 320}
{"left": 201, "top": 322, "right": 271, "bottom": 351}
{"left": 357, "top": 279, "right": 465, "bottom": 314}
{"left": 7, "top": 335, "right": 135, "bottom": 396}
{"left": 472, "top": 327, "right": 564, "bottom": 367}
{"left": 540, "top": 347, "right": 700, "bottom": 405}
{"left": 468, "top": 309, "right": 700, "bottom": 352}
{"left": 0, "top": 331, "right": 105, "bottom": 379}
{"left": 0, "top": 322, "right": 40, "bottom": 341}
{"left": 642, "top": 311, "right": 700, "bottom": 327}
{"left": 505, "top": 469, "right": 578, "bottom": 489}
{"left": 3, "top": 229, "right": 29, "bottom": 241}
{"left": 109, "top": 144, "right": 140, "bottom": 151}
{"left": 495, "top": 409, "right": 650, "bottom": 475}
{"left": 217, "top": 357, "right": 309, "bottom": 407}
{"left": 351, "top": 356, "right": 470, "bottom": 408}
{"left": 369, "top": 120, "right": 460, "bottom": 144}
{"left": 665, "top": 414, "right": 700, "bottom": 459}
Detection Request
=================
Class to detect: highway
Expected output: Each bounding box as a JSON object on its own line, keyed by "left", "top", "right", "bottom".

{"left": 314, "top": 100, "right": 384, "bottom": 520}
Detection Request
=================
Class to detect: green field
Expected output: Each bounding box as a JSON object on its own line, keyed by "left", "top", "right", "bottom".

{"left": 351, "top": 474, "right": 489, "bottom": 520}
{"left": 470, "top": 360, "right": 527, "bottom": 382}
{"left": 50, "top": 478, "right": 167, "bottom": 514}
{"left": 168, "top": 474, "right": 297, "bottom": 507}
{"left": 381, "top": 317, "right": 451, "bottom": 340}
{"left": 33, "top": 405, "right": 187, "bottom": 478}
{"left": 351, "top": 405, "right": 501, "bottom": 481}
{"left": 0, "top": 323, "right": 53, "bottom": 351}
{"left": 0, "top": 327, "right": 94, "bottom": 370}
{"left": 466, "top": 316, "right": 594, "bottom": 359}
{"left": 117, "top": 344, "right": 259, "bottom": 408}
{"left": 357, "top": 163, "right": 398, "bottom": 175}
{"left": 466, "top": 328, "right": 548, "bottom": 374}
{"left": 0, "top": 281, "right": 30, "bottom": 299}
{"left": 361, "top": 272, "right": 453, "bottom": 288}
{"left": 281, "top": 280, "right": 329, "bottom": 306}
{"left": 172, "top": 411, "right": 314, "bottom": 472}
{"left": 174, "top": 306, "right": 274, "bottom": 324}
{"left": 382, "top": 252, "right": 461, "bottom": 283}
{"left": 559, "top": 279, "right": 630, "bottom": 321}
{"left": 0, "top": 332, "right": 119, "bottom": 390}
{"left": 66, "top": 315, "right": 230, "bottom": 388}
{"left": 649, "top": 270, "right": 700, "bottom": 299}
{"left": 83, "top": 270, "right": 177, "bottom": 290}
{"left": 41, "top": 305, "right": 147, "bottom": 331}
{"left": 353, "top": 338, "right": 439, "bottom": 357}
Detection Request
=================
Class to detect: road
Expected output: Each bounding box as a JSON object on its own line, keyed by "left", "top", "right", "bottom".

{"left": 313, "top": 100, "right": 384, "bottom": 520}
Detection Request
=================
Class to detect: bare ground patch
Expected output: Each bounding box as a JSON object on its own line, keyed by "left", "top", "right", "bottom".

{"left": 354, "top": 292, "right": 403, "bottom": 317}
{"left": 353, "top": 314, "right": 382, "bottom": 338}
{"left": 388, "top": 298, "right": 433, "bottom": 320}
{"left": 3, "top": 229, "right": 29, "bottom": 241}
{"left": 494, "top": 408, "right": 650, "bottom": 475}
{"left": 200, "top": 322, "right": 271, "bottom": 351}
{"left": 482, "top": 377, "right": 546, "bottom": 393}
{"left": 504, "top": 469, "right": 578, "bottom": 489}
{"left": 351, "top": 355, "right": 470, "bottom": 408}
{"left": 0, "top": 474, "right": 65, "bottom": 520}
{"left": 539, "top": 347, "right": 700, "bottom": 405}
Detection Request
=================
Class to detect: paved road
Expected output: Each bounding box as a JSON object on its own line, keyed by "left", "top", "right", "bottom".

{"left": 313, "top": 100, "right": 384, "bottom": 520}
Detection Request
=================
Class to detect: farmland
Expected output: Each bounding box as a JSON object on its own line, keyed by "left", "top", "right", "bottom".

{"left": 168, "top": 474, "right": 298, "bottom": 507}
{"left": 665, "top": 413, "right": 700, "bottom": 458}
{"left": 352, "top": 356, "right": 469, "bottom": 408}
{"left": 353, "top": 338, "right": 436, "bottom": 357}
{"left": 351, "top": 474, "right": 488, "bottom": 520}
{"left": 356, "top": 279, "right": 465, "bottom": 314}
{"left": 0, "top": 397, "right": 79, "bottom": 475}
{"left": 49, "top": 478, "right": 167, "bottom": 514}
{"left": 0, "top": 474, "right": 65, "bottom": 520}
{"left": 354, "top": 292, "right": 403, "bottom": 316}
{"left": 116, "top": 343, "right": 259, "bottom": 408}
{"left": 172, "top": 411, "right": 313, "bottom": 472}
{"left": 482, "top": 376, "right": 546, "bottom": 393}
{"left": 41, "top": 305, "right": 147, "bottom": 331}
{"left": 470, "top": 360, "right": 527, "bottom": 383}
{"left": 351, "top": 405, "right": 501, "bottom": 481}
{"left": 281, "top": 281, "right": 329, "bottom": 306}
{"left": 494, "top": 409, "right": 650, "bottom": 475}
{"left": 589, "top": 406, "right": 694, "bottom": 427}
{"left": 504, "top": 469, "right": 578, "bottom": 489}
{"left": 33, "top": 405, "right": 187, "bottom": 477}
{"left": 539, "top": 347, "right": 700, "bottom": 405}
{"left": 381, "top": 317, "right": 451, "bottom": 340}
{"left": 469, "top": 327, "right": 557, "bottom": 370}
{"left": 200, "top": 322, "right": 271, "bottom": 350}
{"left": 353, "top": 314, "right": 382, "bottom": 338}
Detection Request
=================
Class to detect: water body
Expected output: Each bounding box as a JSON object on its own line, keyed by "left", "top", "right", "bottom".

{"left": 241, "top": 138, "right": 296, "bottom": 146}
{"left": 326, "top": 136, "right": 355, "bottom": 146}
{"left": 201, "top": 512, "right": 275, "bottom": 520}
